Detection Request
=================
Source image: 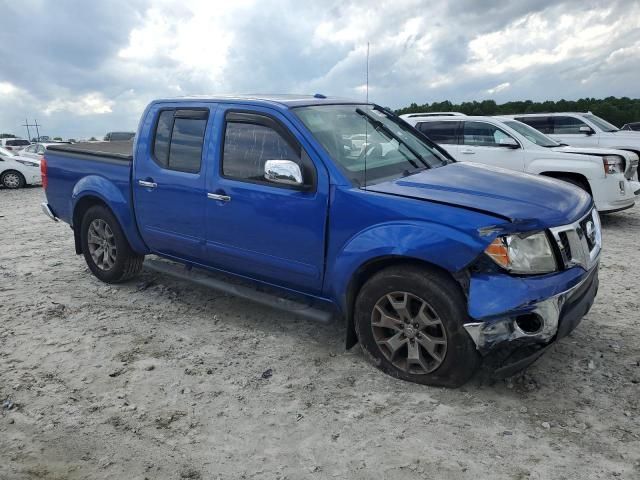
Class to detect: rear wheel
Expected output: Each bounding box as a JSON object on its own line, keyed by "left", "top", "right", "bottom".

{"left": 80, "top": 205, "right": 144, "bottom": 283}
{"left": 355, "top": 265, "right": 480, "bottom": 387}
{"left": 1, "top": 170, "right": 25, "bottom": 189}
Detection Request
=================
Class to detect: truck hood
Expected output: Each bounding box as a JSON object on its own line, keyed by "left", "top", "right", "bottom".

{"left": 367, "top": 162, "right": 592, "bottom": 229}
{"left": 550, "top": 145, "right": 638, "bottom": 160}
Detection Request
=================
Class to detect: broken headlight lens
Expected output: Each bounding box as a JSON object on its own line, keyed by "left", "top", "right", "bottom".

{"left": 485, "top": 232, "right": 557, "bottom": 274}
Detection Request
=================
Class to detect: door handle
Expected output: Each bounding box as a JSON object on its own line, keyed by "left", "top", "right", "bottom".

{"left": 460, "top": 149, "right": 475, "bottom": 154}
{"left": 138, "top": 180, "right": 157, "bottom": 188}
{"left": 207, "top": 192, "right": 231, "bottom": 202}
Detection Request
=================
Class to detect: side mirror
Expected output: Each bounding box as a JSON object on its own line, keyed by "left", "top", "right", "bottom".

{"left": 579, "top": 125, "right": 594, "bottom": 135}
{"left": 498, "top": 137, "right": 519, "bottom": 148}
{"left": 264, "top": 160, "right": 304, "bottom": 186}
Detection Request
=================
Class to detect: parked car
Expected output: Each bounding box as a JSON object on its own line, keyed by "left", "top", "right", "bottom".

{"left": 104, "top": 131, "right": 135, "bottom": 141}
{"left": 621, "top": 122, "right": 640, "bottom": 132}
{"left": 0, "top": 138, "right": 31, "bottom": 152}
{"left": 21, "top": 142, "right": 72, "bottom": 161}
{"left": 0, "top": 146, "right": 41, "bottom": 188}
{"left": 506, "top": 113, "right": 640, "bottom": 181}
{"left": 404, "top": 115, "right": 640, "bottom": 213}
{"left": 41, "top": 95, "right": 600, "bottom": 387}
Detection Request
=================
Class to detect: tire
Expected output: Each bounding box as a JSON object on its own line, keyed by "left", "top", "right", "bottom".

{"left": 355, "top": 265, "right": 480, "bottom": 387}
{"left": 80, "top": 205, "right": 144, "bottom": 283}
{"left": 556, "top": 175, "right": 589, "bottom": 193}
{"left": 1, "top": 170, "right": 26, "bottom": 189}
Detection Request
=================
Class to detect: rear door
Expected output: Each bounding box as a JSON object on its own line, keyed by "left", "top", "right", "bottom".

{"left": 415, "top": 121, "right": 460, "bottom": 157}
{"left": 204, "top": 106, "right": 328, "bottom": 293}
{"left": 133, "top": 104, "right": 215, "bottom": 264}
{"left": 458, "top": 121, "right": 525, "bottom": 171}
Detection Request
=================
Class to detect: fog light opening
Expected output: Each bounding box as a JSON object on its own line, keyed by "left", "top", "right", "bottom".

{"left": 514, "top": 314, "right": 544, "bottom": 335}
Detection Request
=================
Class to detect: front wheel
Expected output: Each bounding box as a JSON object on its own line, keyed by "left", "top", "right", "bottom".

{"left": 1, "top": 170, "right": 26, "bottom": 189}
{"left": 80, "top": 205, "right": 144, "bottom": 283}
{"left": 355, "top": 265, "right": 480, "bottom": 387}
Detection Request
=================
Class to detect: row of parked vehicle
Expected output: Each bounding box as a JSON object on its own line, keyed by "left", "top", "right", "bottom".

{"left": 38, "top": 95, "right": 637, "bottom": 386}
{"left": 401, "top": 111, "right": 640, "bottom": 213}
{"left": 0, "top": 132, "right": 136, "bottom": 189}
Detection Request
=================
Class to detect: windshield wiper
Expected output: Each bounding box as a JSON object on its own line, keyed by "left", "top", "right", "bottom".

{"left": 355, "top": 108, "right": 427, "bottom": 169}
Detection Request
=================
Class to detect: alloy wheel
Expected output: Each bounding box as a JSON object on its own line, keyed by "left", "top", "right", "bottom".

{"left": 371, "top": 291, "right": 447, "bottom": 374}
{"left": 87, "top": 219, "right": 117, "bottom": 271}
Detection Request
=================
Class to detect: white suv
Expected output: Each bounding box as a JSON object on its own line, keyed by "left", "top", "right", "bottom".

{"left": 404, "top": 115, "right": 640, "bottom": 213}
{"left": 508, "top": 113, "right": 640, "bottom": 180}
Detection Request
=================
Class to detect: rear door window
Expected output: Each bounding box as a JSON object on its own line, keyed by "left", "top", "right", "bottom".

{"left": 416, "top": 121, "right": 460, "bottom": 144}
{"left": 514, "top": 116, "right": 553, "bottom": 134}
{"left": 152, "top": 109, "right": 209, "bottom": 173}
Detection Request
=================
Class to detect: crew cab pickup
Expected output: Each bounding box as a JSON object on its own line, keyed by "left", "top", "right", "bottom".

{"left": 402, "top": 115, "right": 640, "bottom": 213}
{"left": 41, "top": 95, "right": 601, "bottom": 387}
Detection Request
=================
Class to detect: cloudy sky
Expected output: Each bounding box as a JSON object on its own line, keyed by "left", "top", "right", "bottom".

{"left": 1, "top": 0, "right": 638, "bottom": 139}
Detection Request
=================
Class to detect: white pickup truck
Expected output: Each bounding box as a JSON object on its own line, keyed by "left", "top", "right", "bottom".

{"left": 401, "top": 114, "right": 640, "bottom": 213}
{"left": 508, "top": 113, "right": 640, "bottom": 182}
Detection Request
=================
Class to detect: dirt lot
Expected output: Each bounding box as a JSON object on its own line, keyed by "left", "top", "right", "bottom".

{"left": 1, "top": 187, "right": 639, "bottom": 480}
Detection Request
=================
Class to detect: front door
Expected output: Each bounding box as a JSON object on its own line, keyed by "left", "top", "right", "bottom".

{"left": 458, "top": 120, "right": 525, "bottom": 171}
{"left": 549, "top": 116, "right": 597, "bottom": 147}
{"left": 205, "top": 106, "right": 328, "bottom": 293}
{"left": 133, "top": 104, "right": 214, "bottom": 264}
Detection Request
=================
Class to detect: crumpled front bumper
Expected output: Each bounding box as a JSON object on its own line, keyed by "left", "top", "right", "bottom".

{"left": 464, "top": 265, "right": 599, "bottom": 375}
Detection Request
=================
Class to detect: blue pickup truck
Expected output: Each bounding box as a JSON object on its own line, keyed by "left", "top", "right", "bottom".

{"left": 41, "top": 95, "right": 601, "bottom": 387}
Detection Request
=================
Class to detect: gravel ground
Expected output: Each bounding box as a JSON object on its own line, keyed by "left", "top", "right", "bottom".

{"left": 1, "top": 187, "right": 639, "bottom": 480}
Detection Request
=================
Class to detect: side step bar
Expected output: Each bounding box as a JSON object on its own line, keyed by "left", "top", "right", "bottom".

{"left": 144, "top": 258, "right": 335, "bottom": 324}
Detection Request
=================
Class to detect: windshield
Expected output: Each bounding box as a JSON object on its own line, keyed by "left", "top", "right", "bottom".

{"left": 503, "top": 120, "right": 560, "bottom": 147}
{"left": 0, "top": 146, "right": 15, "bottom": 157}
{"left": 294, "top": 104, "right": 450, "bottom": 186}
{"left": 583, "top": 113, "right": 618, "bottom": 132}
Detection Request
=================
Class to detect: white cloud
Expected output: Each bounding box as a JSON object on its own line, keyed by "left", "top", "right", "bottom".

{"left": 44, "top": 93, "right": 114, "bottom": 116}
{"left": 487, "top": 82, "right": 510, "bottom": 94}
{"left": 0, "top": 0, "right": 639, "bottom": 138}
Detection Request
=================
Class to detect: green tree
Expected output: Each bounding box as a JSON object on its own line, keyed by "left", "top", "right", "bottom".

{"left": 396, "top": 96, "right": 640, "bottom": 127}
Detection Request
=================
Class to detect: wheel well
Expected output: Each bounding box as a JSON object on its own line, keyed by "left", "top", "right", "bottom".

{"left": 540, "top": 171, "right": 592, "bottom": 194}
{"left": 72, "top": 196, "right": 110, "bottom": 254}
{"left": 343, "top": 256, "right": 460, "bottom": 349}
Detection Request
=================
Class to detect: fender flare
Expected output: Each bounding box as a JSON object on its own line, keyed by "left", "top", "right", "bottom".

{"left": 71, "top": 175, "right": 148, "bottom": 254}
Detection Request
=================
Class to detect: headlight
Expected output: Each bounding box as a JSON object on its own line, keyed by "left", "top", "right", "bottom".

{"left": 14, "top": 159, "right": 39, "bottom": 168}
{"left": 485, "top": 231, "right": 557, "bottom": 274}
{"left": 603, "top": 155, "right": 624, "bottom": 174}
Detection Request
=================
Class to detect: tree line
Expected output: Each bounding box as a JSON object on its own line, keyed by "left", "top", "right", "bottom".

{"left": 396, "top": 96, "right": 640, "bottom": 127}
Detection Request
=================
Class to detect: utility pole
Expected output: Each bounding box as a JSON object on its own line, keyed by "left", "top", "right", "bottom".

{"left": 23, "top": 119, "right": 31, "bottom": 141}
{"left": 21, "top": 119, "right": 41, "bottom": 141}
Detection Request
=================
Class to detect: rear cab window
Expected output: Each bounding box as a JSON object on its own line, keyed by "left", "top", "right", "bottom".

{"left": 152, "top": 109, "right": 209, "bottom": 173}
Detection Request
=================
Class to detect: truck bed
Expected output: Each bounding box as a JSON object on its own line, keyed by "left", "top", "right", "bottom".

{"left": 47, "top": 141, "right": 133, "bottom": 161}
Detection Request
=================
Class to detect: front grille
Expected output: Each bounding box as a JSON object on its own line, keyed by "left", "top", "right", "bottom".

{"left": 549, "top": 208, "right": 601, "bottom": 270}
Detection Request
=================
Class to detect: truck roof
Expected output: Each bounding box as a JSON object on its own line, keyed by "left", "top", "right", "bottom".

{"left": 152, "top": 94, "right": 363, "bottom": 108}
